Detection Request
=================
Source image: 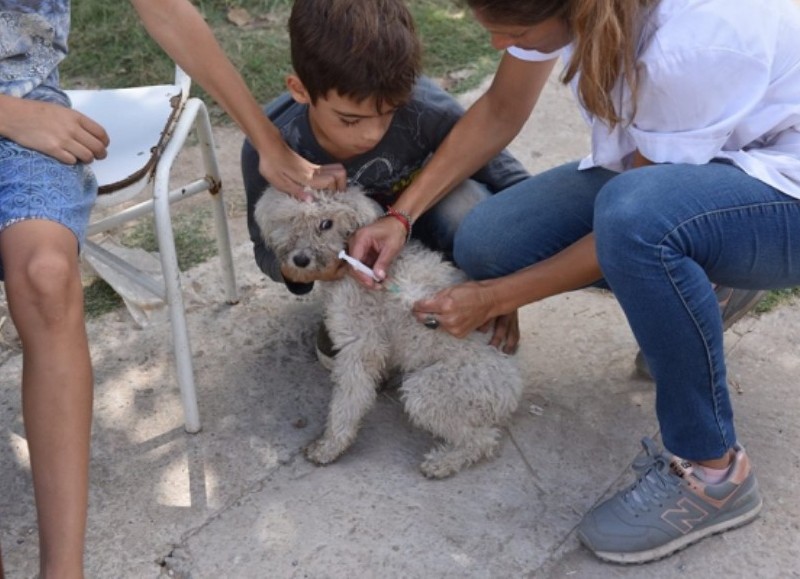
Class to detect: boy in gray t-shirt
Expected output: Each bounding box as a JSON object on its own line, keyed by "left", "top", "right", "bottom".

{"left": 243, "top": 0, "right": 530, "bottom": 295}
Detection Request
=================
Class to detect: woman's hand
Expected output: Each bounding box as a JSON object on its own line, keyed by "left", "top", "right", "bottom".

{"left": 0, "top": 96, "right": 109, "bottom": 164}
{"left": 412, "top": 281, "right": 520, "bottom": 354}
{"left": 347, "top": 215, "right": 408, "bottom": 288}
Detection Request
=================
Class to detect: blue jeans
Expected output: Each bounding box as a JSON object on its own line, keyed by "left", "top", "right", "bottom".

{"left": 414, "top": 179, "right": 491, "bottom": 257}
{"left": 454, "top": 161, "right": 800, "bottom": 461}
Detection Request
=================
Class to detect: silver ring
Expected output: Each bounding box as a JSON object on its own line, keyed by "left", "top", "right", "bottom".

{"left": 423, "top": 314, "right": 440, "bottom": 330}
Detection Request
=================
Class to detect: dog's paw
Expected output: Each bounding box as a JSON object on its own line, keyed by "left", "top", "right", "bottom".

{"left": 304, "top": 437, "right": 347, "bottom": 465}
{"left": 419, "top": 454, "right": 462, "bottom": 479}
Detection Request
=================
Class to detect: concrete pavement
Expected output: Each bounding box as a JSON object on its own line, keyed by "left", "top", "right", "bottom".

{"left": 1, "top": 74, "right": 798, "bottom": 578}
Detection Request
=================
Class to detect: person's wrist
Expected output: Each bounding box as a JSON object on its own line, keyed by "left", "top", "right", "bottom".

{"left": 478, "top": 279, "right": 507, "bottom": 320}
{"left": 383, "top": 205, "right": 413, "bottom": 242}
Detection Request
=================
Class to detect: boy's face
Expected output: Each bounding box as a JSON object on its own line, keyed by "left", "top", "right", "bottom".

{"left": 288, "top": 76, "right": 398, "bottom": 161}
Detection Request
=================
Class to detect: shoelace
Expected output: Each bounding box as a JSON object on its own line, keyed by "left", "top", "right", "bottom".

{"left": 619, "top": 438, "right": 683, "bottom": 515}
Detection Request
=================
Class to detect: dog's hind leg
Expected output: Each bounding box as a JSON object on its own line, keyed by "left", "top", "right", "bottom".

{"left": 418, "top": 427, "right": 503, "bottom": 479}
{"left": 401, "top": 364, "right": 509, "bottom": 479}
{"left": 304, "top": 342, "right": 384, "bottom": 465}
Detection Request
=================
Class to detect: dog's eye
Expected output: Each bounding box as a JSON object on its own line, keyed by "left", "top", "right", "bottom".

{"left": 319, "top": 219, "right": 333, "bottom": 231}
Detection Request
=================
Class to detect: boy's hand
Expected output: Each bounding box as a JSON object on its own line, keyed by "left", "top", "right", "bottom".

{"left": 0, "top": 96, "right": 109, "bottom": 164}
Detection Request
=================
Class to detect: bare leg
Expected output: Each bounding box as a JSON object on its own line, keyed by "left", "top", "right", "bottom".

{"left": 1, "top": 221, "right": 93, "bottom": 579}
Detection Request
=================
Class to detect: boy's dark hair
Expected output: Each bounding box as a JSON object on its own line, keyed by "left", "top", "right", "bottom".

{"left": 289, "top": 0, "right": 422, "bottom": 111}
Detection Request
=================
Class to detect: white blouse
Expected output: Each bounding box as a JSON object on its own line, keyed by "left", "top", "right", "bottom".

{"left": 508, "top": 0, "right": 800, "bottom": 199}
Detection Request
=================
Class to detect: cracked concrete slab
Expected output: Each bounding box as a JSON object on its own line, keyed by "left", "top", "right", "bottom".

{"left": 1, "top": 73, "right": 799, "bottom": 578}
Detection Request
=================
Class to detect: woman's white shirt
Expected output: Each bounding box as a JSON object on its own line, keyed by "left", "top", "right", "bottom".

{"left": 509, "top": 0, "right": 800, "bottom": 199}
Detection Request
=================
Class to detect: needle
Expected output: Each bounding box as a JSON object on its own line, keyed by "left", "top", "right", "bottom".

{"left": 338, "top": 249, "right": 380, "bottom": 281}
{"left": 338, "top": 250, "right": 401, "bottom": 293}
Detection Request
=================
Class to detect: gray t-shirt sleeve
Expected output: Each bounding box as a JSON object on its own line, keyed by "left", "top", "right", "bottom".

{"left": 403, "top": 77, "right": 529, "bottom": 192}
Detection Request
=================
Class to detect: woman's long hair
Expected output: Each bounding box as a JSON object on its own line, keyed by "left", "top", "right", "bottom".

{"left": 468, "top": 0, "right": 657, "bottom": 127}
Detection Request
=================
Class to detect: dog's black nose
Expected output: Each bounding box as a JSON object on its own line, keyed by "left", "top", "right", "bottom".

{"left": 293, "top": 254, "right": 311, "bottom": 268}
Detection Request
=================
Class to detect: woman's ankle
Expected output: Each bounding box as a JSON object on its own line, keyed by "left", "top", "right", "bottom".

{"left": 696, "top": 448, "right": 734, "bottom": 470}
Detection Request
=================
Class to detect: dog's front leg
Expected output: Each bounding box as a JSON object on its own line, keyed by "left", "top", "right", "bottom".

{"left": 305, "top": 350, "right": 381, "bottom": 465}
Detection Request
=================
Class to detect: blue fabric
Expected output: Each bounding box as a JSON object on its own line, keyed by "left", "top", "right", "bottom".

{"left": 0, "top": 137, "right": 97, "bottom": 280}
{"left": 0, "top": 0, "right": 97, "bottom": 281}
{"left": 454, "top": 160, "right": 800, "bottom": 461}
{"left": 413, "top": 179, "right": 491, "bottom": 256}
{"left": 0, "top": 0, "right": 70, "bottom": 103}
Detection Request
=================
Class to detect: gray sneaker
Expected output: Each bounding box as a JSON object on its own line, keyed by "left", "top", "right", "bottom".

{"left": 577, "top": 437, "right": 762, "bottom": 564}
{"left": 635, "top": 287, "right": 768, "bottom": 379}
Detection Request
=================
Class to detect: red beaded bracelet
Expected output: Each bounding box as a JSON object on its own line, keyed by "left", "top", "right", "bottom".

{"left": 384, "top": 205, "right": 413, "bottom": 242}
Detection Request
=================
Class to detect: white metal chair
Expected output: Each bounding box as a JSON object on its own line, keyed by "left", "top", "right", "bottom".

{"left": 66, "top": 67, "right": 239, "bottom": 433}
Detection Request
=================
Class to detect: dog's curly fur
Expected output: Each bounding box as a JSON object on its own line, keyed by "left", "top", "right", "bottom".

{"left": 255, "top": 186, "right": 523, "bottom": 478}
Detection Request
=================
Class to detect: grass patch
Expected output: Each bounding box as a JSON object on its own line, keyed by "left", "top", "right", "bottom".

{"left": 413, "top": 3, "right": 500, "bottom": 92}
{"left": 64, "top": 1, "right": 172, "bottom": 89}
{"left": 63, "top": 0, "right": 500, "bottom": 108}
{"left": 83, "top": 210, "right": 217, "bottom": 319}
{"left": 83, "top": 279, "right": 124, "bottom": 318}
{"left": 755, "top": 287, "right": 800, "bottom": 314}
{"left": 121, "top": 209, "right": 218, "bottom": 272}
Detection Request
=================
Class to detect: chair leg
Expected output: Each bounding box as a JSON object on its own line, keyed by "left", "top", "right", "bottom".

{"left": 152, "top": 171, "right": 201, "bottom": 434}
{"left": 193, "top": 101, "right": 239, "bottom": 305}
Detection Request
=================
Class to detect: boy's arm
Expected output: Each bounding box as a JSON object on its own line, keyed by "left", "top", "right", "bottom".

{"left": 0, "top": 94, "right": 108, "bottom": 163}
{"left": 128, "top": 0, "right": 346, "bottom": 197}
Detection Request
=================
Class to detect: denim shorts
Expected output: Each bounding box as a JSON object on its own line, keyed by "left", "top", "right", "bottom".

{"left": 0, "top": 138, "right": 97, "bottom": 280}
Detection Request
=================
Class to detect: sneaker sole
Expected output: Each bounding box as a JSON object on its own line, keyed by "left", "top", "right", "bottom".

{"left": 581, "top": 496, "right": 763, "bottom": 565}
{"left": 719, "top": 290, "right": 768, "bottom": 331}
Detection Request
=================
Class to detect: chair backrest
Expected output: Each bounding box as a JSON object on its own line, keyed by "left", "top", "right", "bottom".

{"left": 65, "top": 66, "right": 191, "bottom": 206}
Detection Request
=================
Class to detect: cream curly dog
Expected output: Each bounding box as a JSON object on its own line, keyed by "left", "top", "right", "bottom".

{"left": 254, "top": 186, "right": 523, "bottom": 478}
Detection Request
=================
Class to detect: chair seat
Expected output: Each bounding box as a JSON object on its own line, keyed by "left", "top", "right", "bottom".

{"left": 66, "top": 84, "right": 183, "bottom": 205}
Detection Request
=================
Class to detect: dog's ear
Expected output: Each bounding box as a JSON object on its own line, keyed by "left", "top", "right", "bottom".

{"left": 254, "top": 187, "right": 298, "bottom": 244}
{"left": 335, "top": 186, "right": 384, "bottom": 228}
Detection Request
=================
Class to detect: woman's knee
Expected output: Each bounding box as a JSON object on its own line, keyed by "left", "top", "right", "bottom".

{"left": 594, "top": 171, "right": 667, "bottom": 267}
{"left": 453, "top": 204, "right": 497, "bottom": 278}
{"left": 595, "top": 172, "right": 650, "bottom": 228}
{"left": 455, "top": 168, "right": 604, "bottom": 279}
